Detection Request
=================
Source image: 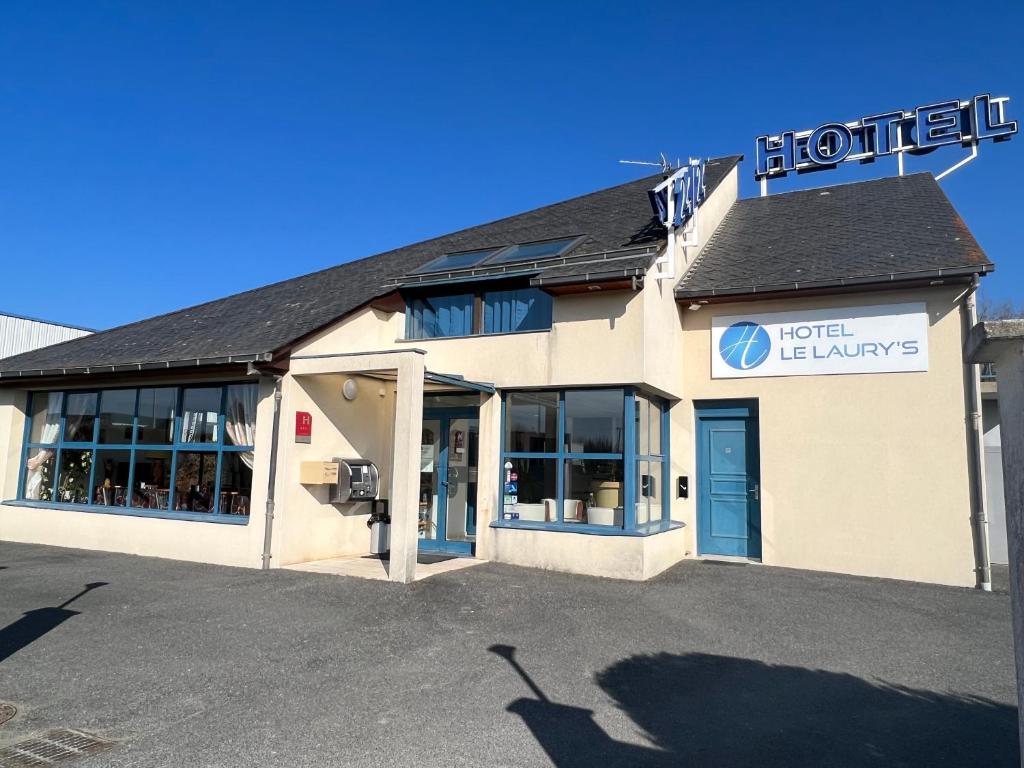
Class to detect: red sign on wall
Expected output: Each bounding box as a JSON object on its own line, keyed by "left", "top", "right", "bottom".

{"left": 295, "top": 411, "right": 312, "bottom": 444}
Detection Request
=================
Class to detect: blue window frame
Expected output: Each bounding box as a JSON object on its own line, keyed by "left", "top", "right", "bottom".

{"left": 405, "top": 286, "right": 553, "bottom": 340}
{"left": 16, "top": 382, "right": 257, "bottom": 523}
{"left": 406, "top": 294, "right": 474, "bottom": 339}
{"left": 496, "top": 388, "right": 671, "bottom": 534}
{"left": 483, "top": 288, "right": 552, "bottom": 334}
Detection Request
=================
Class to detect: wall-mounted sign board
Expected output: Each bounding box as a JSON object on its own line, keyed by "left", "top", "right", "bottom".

{"left": 711, "top": 303, "right": 929, "bottom": 379}
{"left": 295, "top": 411, "right": 312, "bottom": 444}
{"left": 648, "top": 159, "right": 707, "bottom": 229}
{"left": 755, "top": 94, "right": 1017, "bottom": 181}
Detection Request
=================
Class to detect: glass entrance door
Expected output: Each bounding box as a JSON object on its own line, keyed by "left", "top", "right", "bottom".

{"left": 419, "top": 408, "right": 478, "bottom": 554}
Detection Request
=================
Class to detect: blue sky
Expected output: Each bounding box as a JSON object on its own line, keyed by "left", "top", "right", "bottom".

{"left": 1, "top": 1, "right": 1021, "bottom": 330}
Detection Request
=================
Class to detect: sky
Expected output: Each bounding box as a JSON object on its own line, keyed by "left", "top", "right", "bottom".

{"left": 1, "top": 1, "right": 1021, "bottom": 331}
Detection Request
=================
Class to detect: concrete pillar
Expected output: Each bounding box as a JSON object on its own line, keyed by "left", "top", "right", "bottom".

{"left": 474, "top": 392, "right": 502, "bottom": 560}
{"left": 0, "top": 388, "right": 28, "bottom": 501}
{"left": 967, "top": 319, "right": 1024, "bottom": 763}
{"left": 388, "top": 353, "right": 425, "bottom": 583}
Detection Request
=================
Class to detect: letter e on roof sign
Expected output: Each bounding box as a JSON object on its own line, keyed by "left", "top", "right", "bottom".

{"left": 295, "top": 411, "right": 312, "bottom": 444}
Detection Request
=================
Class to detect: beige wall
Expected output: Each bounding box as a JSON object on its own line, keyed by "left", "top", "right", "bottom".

{"left": 489, "top": 524, "right": 687, "bottom": 580}
{"left": 274, "top": 372, "right": 394, "bottom": 566}
{"left": 679, "top": 286, "right": 977, "bottom": 587}
{"left": 0, "top": 376, "right": 277, "bottom": 568}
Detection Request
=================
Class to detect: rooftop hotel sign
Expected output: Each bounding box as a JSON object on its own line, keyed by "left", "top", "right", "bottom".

{"left": 755, "top": 94, "right": 1017, "bottom": 181}
{"left": 711, "top": 303, "right": 929, "bottom": 379}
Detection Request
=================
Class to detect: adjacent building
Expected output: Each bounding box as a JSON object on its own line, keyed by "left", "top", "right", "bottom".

{"left": 0, "top": 156, "right": 996, "bottom": 587}
{"left": 0, "top": 312, "right": 92, "bottom": 360}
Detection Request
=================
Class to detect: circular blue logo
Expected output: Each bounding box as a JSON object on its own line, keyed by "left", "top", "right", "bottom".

{"left": 719, "top": 321, "right": 771, "bottom": 370}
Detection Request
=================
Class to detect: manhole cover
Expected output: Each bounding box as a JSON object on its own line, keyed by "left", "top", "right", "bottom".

{"left": 0, "top": 705, "right": 14, "bottom": 728}
{"left": 0, "top": 728, "right": 114, "bottom": 766}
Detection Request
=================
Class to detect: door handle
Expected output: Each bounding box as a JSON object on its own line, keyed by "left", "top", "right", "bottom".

{"left": 749, "top": 483, "right": 760, "bottom": 501}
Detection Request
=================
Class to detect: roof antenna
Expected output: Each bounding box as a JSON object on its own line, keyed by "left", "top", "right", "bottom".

{"left": 618, "top": 152, "right": 673, "bottom": 173}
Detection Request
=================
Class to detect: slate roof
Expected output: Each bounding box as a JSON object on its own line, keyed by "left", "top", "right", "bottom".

{"left": 676, "top": 173, "right": 992, "bottom": 300}
{"left": 0, "top": 156, "right": 739, "bottom": 378}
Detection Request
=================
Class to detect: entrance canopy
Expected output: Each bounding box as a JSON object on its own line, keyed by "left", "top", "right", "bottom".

{"left": 287, "top": 349, "right": 494, "bottom": 583}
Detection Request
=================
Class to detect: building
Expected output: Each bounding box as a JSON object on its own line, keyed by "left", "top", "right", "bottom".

{"left": 0, "top": 312, "right": 92, "bottom": 360}
{"left": 0, "top": 156, "right": 996, "bottom": 587}
{"left": 982, "top": 366, "right": 1007, "bottom": 564}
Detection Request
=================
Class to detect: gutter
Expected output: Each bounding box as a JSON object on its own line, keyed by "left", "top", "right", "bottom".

{"left": 963, "top": 275, "right": 992, "bottom": 591}
{"left": 0, "top": 352, "right": 275, "bottom": 380}
{"left": 675, "top": 264, "right": 995, "bottom": 301}
{"left": 531, "top": 266, "right": 647, "bottom": 288}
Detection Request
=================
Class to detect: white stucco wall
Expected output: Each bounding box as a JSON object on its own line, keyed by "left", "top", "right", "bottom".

{"left": 0, "top": 375, "right": 276, "bottom": 568}
{"left": 679, "top": 286, "right": 977, "bottom": 587}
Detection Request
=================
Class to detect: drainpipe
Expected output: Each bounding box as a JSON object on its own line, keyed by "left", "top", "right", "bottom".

{"left": 261, "top": 376, "right": 283, "bottom": 570}
{"left": 963, "top": 275, "right": 991, "bottom": 591}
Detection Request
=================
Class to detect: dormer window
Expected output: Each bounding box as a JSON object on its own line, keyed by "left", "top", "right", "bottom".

{"left": 405, "top": 286, "right": 552, "bottom": 340}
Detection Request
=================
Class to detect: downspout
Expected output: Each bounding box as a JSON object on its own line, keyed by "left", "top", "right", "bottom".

{"left": 261, "top": 376, "right": 283, "bottom": 570}
{"left": 963, "top": 275, "right": 991, "bottom": 591}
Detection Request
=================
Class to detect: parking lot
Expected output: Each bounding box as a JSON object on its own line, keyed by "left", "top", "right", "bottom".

{"left": 0, "top": 542, "right": 1017, "bottom": 767}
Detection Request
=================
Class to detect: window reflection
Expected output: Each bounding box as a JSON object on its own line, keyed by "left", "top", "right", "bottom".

{"left": 94, "top": 449, "right": 130, "bottom": 506}
{"left": 565, "top": 458, "right": 623, "bottom": 526}
{"left": 57, "top": 448, "right": 92, "bottom": 504}
{"left": 219, "top": 453, "right": 253, "bottom": 515}
{"left": 98, "top": 390, "right": 136, "bottom": 444}
{"left": 181, "top": 388, "right": 221, "bottom": 444}
{"left": 505, "top": 392, "right": 558, "bottom": 452}
{"left": 136, "top": 388, "right": 176, "bottom": 444}
{"left": 64, "top": 393, "right": 97, "bottom": 442}
{"left": 564, "top": 389, "right": 623, "bottom": 454}
{"left": 174, "top": 452, "right": 217, "bottom": 512}
{"left": 132, "top": 451, "right": 171, "bottom": 509}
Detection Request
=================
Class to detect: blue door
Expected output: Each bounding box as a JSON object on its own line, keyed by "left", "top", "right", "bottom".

{"left": 696, "top": 401, "right": 761, "bottom": 558}
{"left": 419, "top": 408, "right": 478, "bottom": 555}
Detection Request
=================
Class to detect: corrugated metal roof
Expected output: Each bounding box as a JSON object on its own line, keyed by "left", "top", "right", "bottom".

{"left": 0, "top": 314, "right": 93, "bottom": 360}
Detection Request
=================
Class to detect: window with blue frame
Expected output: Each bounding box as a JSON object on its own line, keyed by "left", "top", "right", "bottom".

{"left": 483, "top": 288, "right": 552, "bottom": 334}
{"left": 17, "top": 383, "right": 257, "bottom": 520}
{"left": 405, "top": 287, "right": 552, "bottom": 339}
{"left": 406, "top": 294, "right": 474, "bottom": 339}
{"left": 499, "top": 388, "right": 670, "bottom": 532}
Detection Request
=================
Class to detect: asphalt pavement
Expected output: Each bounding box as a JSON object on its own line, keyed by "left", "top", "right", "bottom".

{"left": 0, "top": 542, "right": 1017, "bottom": 767}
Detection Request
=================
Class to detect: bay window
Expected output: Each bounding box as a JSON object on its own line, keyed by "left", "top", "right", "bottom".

{"left": 17, "top": 382, "right": 257, "bottom": 521}
{"left": 499, "top": 388, "right": 670, "bottom": 533}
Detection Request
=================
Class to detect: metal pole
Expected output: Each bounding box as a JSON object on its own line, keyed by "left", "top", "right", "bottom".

{"left": 964, "top": 275, "right": 991, "bottom": 590}
{"left": 261, "top": 376, "right": 283, "bottom": 570}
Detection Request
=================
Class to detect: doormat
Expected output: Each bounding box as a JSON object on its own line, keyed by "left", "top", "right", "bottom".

{"left": 0, "top": 704, "right": 14, "bottom": 728}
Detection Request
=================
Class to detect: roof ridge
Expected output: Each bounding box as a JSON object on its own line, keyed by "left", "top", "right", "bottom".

{"left": 741, "top": 171, "right": 934, "bottom": 203}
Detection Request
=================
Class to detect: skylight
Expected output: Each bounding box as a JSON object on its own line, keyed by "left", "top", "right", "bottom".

{"left": 411, "top": 247, "right": 506, "bottom": 274}
{"left": 484, "top": 236, "right": 581, "bottom": 265}
{"left": 408, "top": 236, "right": 584, "bottom": 277}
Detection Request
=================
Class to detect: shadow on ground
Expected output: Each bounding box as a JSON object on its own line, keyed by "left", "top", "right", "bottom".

{"left": 494, "top": 647, "right": 1019, "bottom": 767}
{"left": 0, "top": 582, "right": 106, "bottom": 665}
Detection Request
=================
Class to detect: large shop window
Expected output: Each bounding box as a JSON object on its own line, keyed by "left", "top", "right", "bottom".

{"left": 405, "top": 287, "right": 552, "bottom": 339}
{"left": 499, "top": 388, "right": 670, "bottom": 533}
{"left": 17, "top": 382, "right": 257, "bottom": 521}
